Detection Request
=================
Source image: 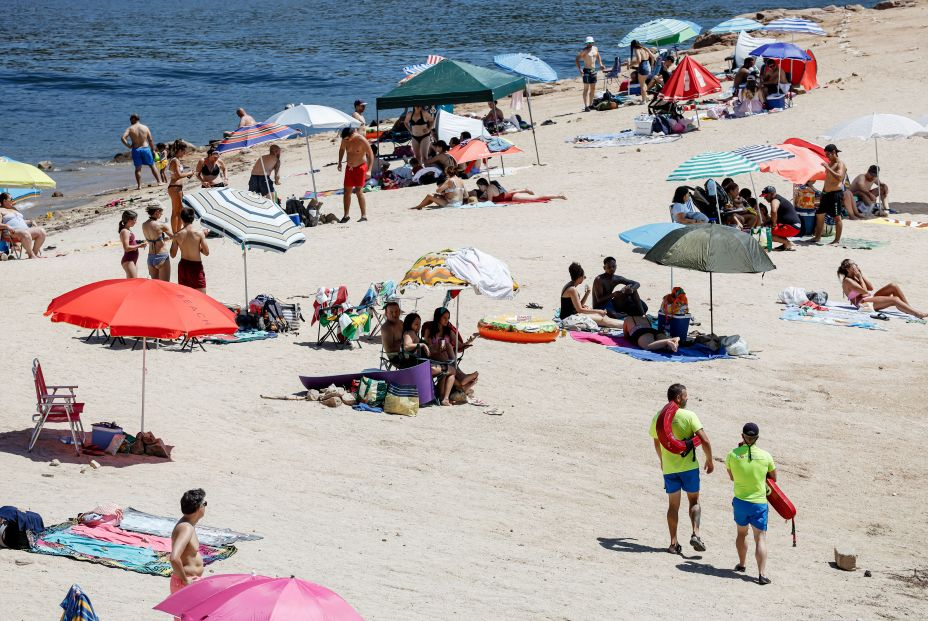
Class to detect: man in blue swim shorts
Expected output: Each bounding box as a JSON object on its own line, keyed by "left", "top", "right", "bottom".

{"left": 121, "top": 113, "right": 162, "bottom": 190}
{"left": 649, "top": 384, "right": 714, "bottom": 555}
{"left": 726, "top": 422, "right": 776, "bottom": 585}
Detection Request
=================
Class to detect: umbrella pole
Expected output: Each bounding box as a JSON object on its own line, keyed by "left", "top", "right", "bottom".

{"left": 305, "top": 136, "right": 318, "bottom": 197}
{"left": 141, "top": 337, "right": 147, "bottom": 432}
{"left": 455, "top": 292, "right": 461, "bottom": 364}
{"left": 874, "top": 137, "right": 883, "bottom": 211}
{"left": 709, "top": 272, "right": 715, "bottom": 336}
{"left": 243, "top": 244, "right": 249, "bottom": 307}
{"left": 525, "top": 79, "right": 542, "bottom": 165}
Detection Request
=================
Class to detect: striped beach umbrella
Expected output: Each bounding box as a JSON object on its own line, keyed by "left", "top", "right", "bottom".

{"left": 183, "top": 187, "right": 306, "bottom": 304}
{"left": 709, "top": 17, "right": 763, "bottom": 34}
{"left": 666, "top": 151, "right": 759, "bottom": 181}
{"left": 0, "top": 187, "right": 41, "bottom": 204}
{"left": 214, "top": 122, "right": 298, "bottom": 154}
{"left": 402, "top": 55, "right": 445, "bottom": 77}
{"left": 619, "top": 19, "right": 701, "bottom": 47}
{"left": 730, "top": 144, "right": 795, "bottom": 164}
{"left": 763, "top": 18, "right": 826, "bottom": 36}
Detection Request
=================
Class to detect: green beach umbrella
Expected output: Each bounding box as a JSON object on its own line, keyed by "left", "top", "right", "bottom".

{"left": 619, "top": 19, "right": 701, "bottom": 47}
{"left": 666, "top": 151, "right": 759, "bottom": 181}
{"left": 644, "top": 224, "right": 775, "bottom": 335}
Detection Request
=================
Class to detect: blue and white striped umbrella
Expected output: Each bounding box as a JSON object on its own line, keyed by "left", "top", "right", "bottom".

{"left": 709, "top": 18, "right": 763, "bottom": 34}
{"left": 666, "top": 151, "right": 759, "bottom": 181}
{"left": 493, "top": 53, "right": 558, "bottom": 83}
{"left": 730, "top": 144, "right": 795, "bottom": 165}
{"left": 183, "top": 188, "right": 305, "bottom": 253}
{"left": 763, "top": 18, "right": 826, "bottom": 36}
{"left": 619, "top": 19, "right": 701, "bottom": 47}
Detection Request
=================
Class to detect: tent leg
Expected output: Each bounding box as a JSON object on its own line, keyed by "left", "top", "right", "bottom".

{"left": 305, "top": 136, "right": 317, "bottom": 197}
{"left": 141, "top": 337, "right": 147, "bottom": 432}
{"left": 525, "top": 80, "right": 542, "bottom": 165}
{"left": 709, "top": 272, "right": 715, "bottom": 337}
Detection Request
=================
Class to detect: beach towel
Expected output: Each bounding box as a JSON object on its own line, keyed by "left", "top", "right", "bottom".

{"left": 607, "top": 342, "right": 729, "bottom": 363}
{"left": 867, "top": 217, "right": 928, "bottom": 229}
{"left": 833, "top": 238, "right": 887, "bottom": 250}
{"left": 302, "top": 189, "right": 343, "bottom": 199}
{"left": 446, "top": 247, "right": 516, "bottom": 300}
{"left": 779, "top": 304, "right": 886, "bottom": 331}
{"left": 569, "top": 331, "right": 625, "bottom": 346}
{"left": 201, "top": 330, "right": 278, "bottom": 344}
{"left": 60, "top": 584, "right": 99, "bottom": 621}
{"left": 568, "top": 130, "right": 682, "bottom": 148}
{"left": 119, "top": 507, "right": 261, "bottom": 546}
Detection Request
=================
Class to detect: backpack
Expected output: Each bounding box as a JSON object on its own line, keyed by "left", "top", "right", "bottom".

{"left": 263, "top": 296, "right": 290, "bottom": 333}
{"left": 651, "top": 115, "right": 674, "bottom": 135}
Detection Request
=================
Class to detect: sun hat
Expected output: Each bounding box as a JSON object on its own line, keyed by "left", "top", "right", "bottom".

{"left": 585, "top": 36, "right": 595, "bottom": 44}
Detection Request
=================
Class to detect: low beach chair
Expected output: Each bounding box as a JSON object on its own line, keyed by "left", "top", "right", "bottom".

{"left": 604, "top": 56, "right": 622, "bottom": 88}
{"left": 355, "top": 280, "right": 397, "bottom": 339}
{"left": 0, "top": 230, "right": 23, "bottom": 260}
{"left": 30, "top": 358, "right": 85, "bottom": 455}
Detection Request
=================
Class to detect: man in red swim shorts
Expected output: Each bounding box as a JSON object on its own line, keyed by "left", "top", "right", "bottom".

{"left": 336, "top": 127, "right": 374, "bottom": 224}
{"left": 170, "top": 207, "right": 209, "bottom": 293}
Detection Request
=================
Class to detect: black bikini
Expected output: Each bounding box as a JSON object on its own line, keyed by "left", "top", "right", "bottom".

{"left": 409, "top": 112, "right": 429, "bottom": 143}
{"left": 201, "top": 162, "right": 221, "bottom": 177}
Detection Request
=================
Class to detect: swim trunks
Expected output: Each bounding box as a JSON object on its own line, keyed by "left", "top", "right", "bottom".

{"left": 771, "top": 224, "right": 799, "bottom": 239}
{"left": 248, "top": 174, "right": 274, "bottom": 196}
{"left": 581, "top": 67, "right": 597, "bottom": 84}
{"left": 344, "top": 163, "right": 368, "bottom": 188}
{"left": 131, "top": 147, "right": 155, "bottom": 168}
{"left": 663, "top": 469, "right": 700, "bottom": 494}
{"left": 816, "top": 190, "right": 843, "bottom": 217}
{"left": 732, "top": 497, "right": 769, "bottom": 531}
{"left": 177, "top": 258, "right": 206, "bottom": 290}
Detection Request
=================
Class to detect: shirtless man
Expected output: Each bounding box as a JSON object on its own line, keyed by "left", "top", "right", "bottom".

{"left": 813, "top": 144, "right": 847, "bottom": 244}
{"left": 121, "top": 114, "right": 161, "bottom": 190}
{"left": 337, "top": 127, "right": 374, "bottom": 223}
{"left": 169, "top": 488, "right": 206, "bottom": 604}
{"left": 170, "top": 207, "right": 209, "bottom": 292}
{"left": 236, "top": 108, "right": 256, "bottom": 127}
{"left": 731, "top": 57, "right": 756, "bottom": 95}
{"left": 248, "top": 145, "right": 281, "bottom": 199}
{"left": 351, "top": 99, "right": 367, "bottom": 135}
{"left": 592, "top": 257, "right": 648, "bottom": 319}
{"left": 575, "top": 36, "right": 605, "bottom": 111}
{"left": 850, "top": 165, "right": 889, "bottom": 215}
{"left": 380, "top": 301, "right": 404, "bottom": 366}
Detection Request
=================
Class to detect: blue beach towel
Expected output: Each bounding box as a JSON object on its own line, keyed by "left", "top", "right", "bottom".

{"left": 607, "top": 344, "right": 729, "bottom": 363}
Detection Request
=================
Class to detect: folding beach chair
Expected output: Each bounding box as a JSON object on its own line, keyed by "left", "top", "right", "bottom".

{"left": 355, "top": 280, "right": 397, "bottom": 339}
{"left": 313, "top": 286, "right": 372, "bottom": 348}
{"left": 604, "top": 56, "right": 622, "bottom": 88}
{"left": 30, "top": 358, "right": 85, "bottom": 455}
{"left": 0, "top": 229, "right": 23, "bottom": 260}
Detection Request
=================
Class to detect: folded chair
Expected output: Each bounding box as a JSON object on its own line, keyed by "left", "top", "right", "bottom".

{"left": 30, "top": 358, "right": 85, "bottom": 455}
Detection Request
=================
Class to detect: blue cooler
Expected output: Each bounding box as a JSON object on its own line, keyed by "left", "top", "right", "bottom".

{"left": 91, "top": 423, "right": 123, "bottom": 448}
{"left": 628, "top": 83, "right": 641, "bottom": 96}
{"left": 797, "top": 211, "right": 816, "bottom": 236}
{"left": 288, "top": 214, "right": 301, "bottom": 227}
{"left": 766, "top": 94, "right": 786, "bottom": 110}
{"left": 658, "top": 312, "right": 692, "bottom": 340}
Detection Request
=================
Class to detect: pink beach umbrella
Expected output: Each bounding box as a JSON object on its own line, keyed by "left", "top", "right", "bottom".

{"left": 154, "top": 574, "right": 364, "bottom": 621}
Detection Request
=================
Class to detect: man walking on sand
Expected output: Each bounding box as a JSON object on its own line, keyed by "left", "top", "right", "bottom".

{"left": 170, "top": 207, "right": 209, "bottom": 293}
{"left": 337, "top": 127, "right": 374, "bottom": 223}
{"left": 170, "top": 488, "right": 207, "bottom": 613}
{"left": 121, "top": 114, "right": 161, "bottom": 190}
{"left": 726, "top": 423, "right": 776, "bottom": 585}
{"left": 248, "top": 145, "right": 281, "bottom": 200}
{"left": 813, "top": 144, "right": 846, "bottom": 244}
{"left": 575, "top": 36, "right": 605, "bottom": 112}
{"left": 649, "top": 383, "right": 714, "bottom": 554}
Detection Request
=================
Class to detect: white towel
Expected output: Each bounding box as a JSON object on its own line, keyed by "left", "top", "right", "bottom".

{"left": 446, "top": 247, "right": 516, "bottom": 300}
{"left": 510, "top": 91, "right": 524, "bottom": 111}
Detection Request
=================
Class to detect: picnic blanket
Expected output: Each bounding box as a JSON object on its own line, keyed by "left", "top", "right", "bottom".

{"left": 567, "top": 130, "right": 682, "bottom": 149}
{"left": 119, "top": 507, "right": 261, "bottom": 546}
{"left": 569, "top": 330, "right": 729, "bottom": 362}
{"left": 201, "top": 330, "right": 278, "bottom": 344}
{"left": 867, "top": 217, "right": 928, "bottom": 229}
{"left": 779, "top": 302, "right": 887, "bottom": 331}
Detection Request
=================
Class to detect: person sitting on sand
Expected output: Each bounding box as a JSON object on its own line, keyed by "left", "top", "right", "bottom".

{"left": 484, "top": 100, "right": 506, "bottom": 131}
{"left": 170, "top": 207, "right": 209, "bottom": 293}
{"left": 760, "top": 186, "right": 800, "bottom": 251}
{"left": 838, "top": 259, "right": 927, "bottom": 318}
{"left": 236, "top": 108, "right": 256, "bottom": 127}
{"left": 401, "top": 312, "right": 457, "bottom": 405}
{"left": 118, "top": 209, "right": 146, "bottom": 278}
{"left": 849, "top": 165, "right": 888, "bottom": 215}
{"left": 425, "top": 140, "right": 456, "bottom": 176}
{"left": 422, "top": 307, "right": 479, "bottom": 397}
{"left": 593, "top": 256, "right": 648, "bottom": 318}
{"left": 474, "top": 178, "right": 567, "bottom": 204}
{"left": 170, "top": 489, "right": 206, "bottom": 597}
{"left": 731, "top": 57, "right": 757, "bottom": 94}
{"left": 380, "top": 301, "right": 404, "bottom": 366}
{"left": 195, "top": 148, "right": 227, "bottom": 188}
{"left": 561, "top": 262, "right": 624, "bottom": 329}
{"left": 670, "top": 186, "right": 709, "bottom": 224}
{"left": 0, "top": 192, "right": 47, "bottom": 259}
{"left": 734, "top": 83, "right": 765, "bottom": 117}
{"left": 623, "top": 315, "right": 680, "bottom": 352}
{"left": 412, "top": 166, "right": 465, "bottom": 209}
{"left": 720, "top": 179, "right": 751, "bottom": 228}
{"left": 143, "top": 205, "right": 172, "bottom": 281}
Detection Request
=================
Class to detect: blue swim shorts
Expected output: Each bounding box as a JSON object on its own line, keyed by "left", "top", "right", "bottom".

{"left": 732, "top": 497, "right": 768, "bottom": 531}
{"left": 132, "top": 146, "right": 155, "bottom": 167}
{"left": 663, "top": 468, "right": 699, "bottom": 494}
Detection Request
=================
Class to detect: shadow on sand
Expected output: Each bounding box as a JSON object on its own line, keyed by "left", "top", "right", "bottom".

{"left": 0, "top": 428, "right": 172, "bottom": 468}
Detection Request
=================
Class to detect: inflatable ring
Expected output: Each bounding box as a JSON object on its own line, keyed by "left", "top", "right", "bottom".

{"left": 478, "top": 315, "right": 558, "bottom": 344}
{"left": 656, "top": 402, "right": 703, "bottom": 456}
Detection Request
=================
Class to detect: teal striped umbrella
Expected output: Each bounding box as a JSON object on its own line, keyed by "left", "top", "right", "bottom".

{"left": 619, "top": 19, "right": 701, "bottom": 47}
{"left": 709, "top": 18, "right": 763, "bottom": 34}
{"left": 666, "top": 151, "right": 759, "bottom": 181}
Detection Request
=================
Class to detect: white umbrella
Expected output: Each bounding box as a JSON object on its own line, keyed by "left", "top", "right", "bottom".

{"left": 917, "top": 114, "right": 928, "bottom": 128}
{"left": 183, "top": 188, "right": 306, "bottom": 305}
{"left": 822, "top": 113, "right": 927, "bottom": 209}
{"left": 265, "top": 105, "right": 360, "bottom": 196}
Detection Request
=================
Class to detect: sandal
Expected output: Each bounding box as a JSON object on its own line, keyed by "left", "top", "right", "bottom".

{"left": 667, "top": 543, "right": 682, "bottom": 554}
{"left": 526, "top": 302, "right": 543, "bottom": 310}
{"left": 690, "top": 534, "right": 706, "bottom": 552}
{"left": 734, "top": 564, "right": 746, "bottom": 572}
{"left": 870, "top": 312, "right": 890, "bottom": 321}
{"left": 338, "top": 216, "right": 350, "bottom": 224}
{"left": 757, "top": 575, "right": 771, "bottom": 585}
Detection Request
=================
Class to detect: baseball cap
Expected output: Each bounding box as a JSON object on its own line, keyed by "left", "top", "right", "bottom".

{"left": 585, "top": 36, "right": 595, "bottom": 44}
{"left": 761, "top": 185, "right": 776, "bottom": 196}
{"left": 354, "top": 99, "right": 367, "bottom": 107}
{"left": 742, "top": 422, "right": 759, "bottom": 437}
{"left": 824, "top": 143, "right": 841, "bottom": 153}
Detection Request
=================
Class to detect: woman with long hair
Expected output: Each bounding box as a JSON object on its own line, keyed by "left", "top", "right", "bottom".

{"left": 118, "top": 210, "right": 146, "bottom": 278}
{"left": 166, "top": 140, "right": 195, "bottom": 233}
{"left": 142, "top": 205, "right": 172, "bottom": 281}
{"left": 838, "top": 259, "right": 926, "bottom": 318}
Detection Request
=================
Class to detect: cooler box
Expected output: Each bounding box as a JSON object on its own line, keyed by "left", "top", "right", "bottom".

{"left": 634, "top": 115, "right": 654, "bottom": 135}
{"left": 628, "top": 83, "right": 641, "bottom": 96}
{"left": 657, "top": 312, "right": 691, "bottom": 340}
{"left": 91, "top": 424, "right": 123, "bottom": 448}
{"left": 797, "top": 211, "right": 816, "bottom": 236}
{"left": 766, "top": 94, "right": 786, "bottom": 110}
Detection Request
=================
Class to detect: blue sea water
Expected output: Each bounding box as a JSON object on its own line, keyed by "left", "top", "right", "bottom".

{"left": 1, "top": 0, "right": 852, "bottom": 166}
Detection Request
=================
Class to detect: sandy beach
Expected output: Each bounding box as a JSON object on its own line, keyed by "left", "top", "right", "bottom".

{"left": 2, "top": 4, "right": 928, "bottom": 619}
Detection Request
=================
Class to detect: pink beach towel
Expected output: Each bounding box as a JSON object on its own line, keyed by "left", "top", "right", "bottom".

{"left": 569, "top": 331, "right": 627, "bottom": 346}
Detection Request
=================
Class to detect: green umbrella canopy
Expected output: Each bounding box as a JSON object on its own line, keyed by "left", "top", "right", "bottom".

{"left": 376, "top": 59, "right": 527, "bottom": 109}
{"left": 644, "top": 224, "right": 775, "bottom": 274}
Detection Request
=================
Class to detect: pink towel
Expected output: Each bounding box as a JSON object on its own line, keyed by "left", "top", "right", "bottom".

{"left": 70, "top": 523, "right": 173, "bottom": 552}
{"left": 569, "top": 331, "right": 626, "bottom": 346}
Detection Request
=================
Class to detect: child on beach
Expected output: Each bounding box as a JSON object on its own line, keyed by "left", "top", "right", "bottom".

{"left": 155, "top": 143, "right": 168, "bottom": 183}
{"left": 118, "top": 210, "right": 146, "bottom": 278}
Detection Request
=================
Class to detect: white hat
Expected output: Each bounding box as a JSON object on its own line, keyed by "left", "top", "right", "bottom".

{"left": 585, "top": 36, "right": 595, "bottom": 44}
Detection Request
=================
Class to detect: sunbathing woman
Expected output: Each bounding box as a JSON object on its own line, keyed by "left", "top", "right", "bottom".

{"left": 412, "top": 166, "right": 465, "bottom": 209}
{"left": 423, "top": 306, "right": 479, "bottom": 397}
{"left": 474, "top": 178, "right": 566, "bottom": 203}
{"left": 401, "top": 312, "right": 455, "bottom": 405}
{"left": 561, "top": 262, "right": 624, "bottom": 329}
{"left": 143, "top": 205, "right": 172, "bottom": 281}
{"left": 838, "top": 259, "right": 927, "bottom": 318}
{"left": 623, "top": 316, "right": 680, "bottom": 352}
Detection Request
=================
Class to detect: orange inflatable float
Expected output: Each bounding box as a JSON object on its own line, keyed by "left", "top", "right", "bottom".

{"left": 477, "top": 315, "right": 558, "bottom": 344}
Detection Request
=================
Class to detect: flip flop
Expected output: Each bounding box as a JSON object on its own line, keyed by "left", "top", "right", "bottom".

{"left": 526, "top": 302, "right": 543, "bottom": 310}
{"left": 870, "top": 312, "right": 890, "bottom": 321}
{"left": 690, "top": 534, "right": 706, "bottom": 552}
{"left": 338, "top": 216, "right": 350, "bottom": 224}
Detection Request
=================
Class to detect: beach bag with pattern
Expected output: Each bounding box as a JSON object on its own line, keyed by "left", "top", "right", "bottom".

{"left": 383, "top": 383, "right": 419, "bottom": 417}
{"left": 358, "top": 376, "right": 387, "bottom": 407}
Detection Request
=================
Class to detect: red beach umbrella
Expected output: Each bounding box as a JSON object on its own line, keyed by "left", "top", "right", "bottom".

{"left": 46, "top": 279, "right": 237, "bottom": 431}
{"left": 659, "top": 56, "right": 722, "bottom": 101}
{"left": 760, "top": 143, "right": 826, "bottom": 185}
{"left": 448, "top": 138, "right": 522, "bottom": 164}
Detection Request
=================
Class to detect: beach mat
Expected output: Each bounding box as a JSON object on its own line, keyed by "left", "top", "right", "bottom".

{"left": 299, "top": 361, "right": 435, "bottom": 406}
{"left": 833, "top": 238, "right": 887, "bottom": 250}
{"left": 779, "top": 304, "right": 887, "bottom": 331}
{"left": 120, "top": 507, "right": 261, "bottom": 546}
{"left": 567, "top": 130, "right": 681, "bottom": 149}
{"left": 866, "top": 217, "right": 928, "bottom": 229}
{"left": 570, "top": 330, "right": 728, "bottom": 362}
{"left": 202, "top": 330, "right": 278, "bottom": 344}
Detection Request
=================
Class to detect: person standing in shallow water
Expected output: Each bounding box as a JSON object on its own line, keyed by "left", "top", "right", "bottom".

{"left": 121, "top": 114, "right": 161, "bottom": 190}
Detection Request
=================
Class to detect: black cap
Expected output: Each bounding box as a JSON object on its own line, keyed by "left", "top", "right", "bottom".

{"left": 824, "top": 143, "right": 841, "bottom": 153}
{"left": 761, "top": 185, "right": 776, "bottom": 196}
{"left": 742, "top": 422, "right": 759, "bottom": 437}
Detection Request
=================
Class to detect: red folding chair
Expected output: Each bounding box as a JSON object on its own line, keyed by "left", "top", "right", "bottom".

{"left": 30, "top": 358, "right": 85, "bottom": 455}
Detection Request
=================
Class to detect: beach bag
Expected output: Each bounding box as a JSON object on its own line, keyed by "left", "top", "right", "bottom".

{"left": 777, "top": 287, "right": 807, "bottom": 306}
{"left": 263, "top": 296, "right": 290, "bottom": 332}
{"left": 383, "top": 383, "right": 419, "bottom": 417}
{"left": 561, "top": 313, "right": 599, "bottom": 332}
{"left": 358, "top": 376, "right": 387, "bottom": 407}
{"left": 721, "top": 335, "right": 749, "bottom": 356}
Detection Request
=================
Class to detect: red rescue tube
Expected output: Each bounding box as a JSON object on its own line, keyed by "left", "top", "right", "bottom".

{"left": 766, "top": 476, "right": 798, "bottom": 547}
{"left": 655, "top": 401, "right": 702, "bottom": 455}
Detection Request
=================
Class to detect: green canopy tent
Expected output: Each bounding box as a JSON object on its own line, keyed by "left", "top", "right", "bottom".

{"left": 375, "top": 60, "right": 541, "bottom": 164}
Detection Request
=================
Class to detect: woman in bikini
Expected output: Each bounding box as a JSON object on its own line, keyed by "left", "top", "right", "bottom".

{"left": 838, "top": 259, "right": 927, "bottom": 318}
{"left": 629, "top": 40, "right": 656, "bottom": 105}
{"left": 400, "top": 312, "right": 456, "bottom": 406}
{"left": 142, "top": 205, "right": 173, "bottom": 281}
{"left": 405, "top": 106, "right": 433, "bottom": 165}
{"left": 412, "top": 166, "right": 466, "bottom": 209}
{"left": 167, "top": 140, "right": 195, "bottom": 233}
{"left": 195, "top": 148, "right": 227, "bottom": 188}
{"left": 422, "top": 307, "right": 479, "bottom": 399}
{"left": 623, "top": 316, "right": 680, "bottom": 352}
{"left": 118, "top": 210, "right": 146, "bottom": 278}
{"left": 474, "top": 178, "right": 566, "bottom": 203}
